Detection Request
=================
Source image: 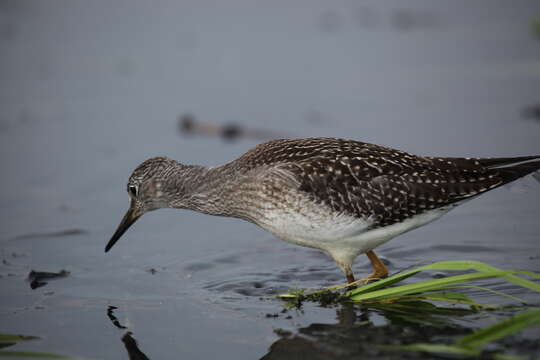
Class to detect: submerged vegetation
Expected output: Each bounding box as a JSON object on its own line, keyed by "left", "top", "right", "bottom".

{"left": 532, "top": 16, "right": 540, "bottom": 39}
{"left": 0, "top": 334, "right": 73, "bottom": 359}
{"left": 390, "top": 307, "right": 540, "bottom": 360}
{"left": 278, "top": 260, "right": 540, "bottom": 358}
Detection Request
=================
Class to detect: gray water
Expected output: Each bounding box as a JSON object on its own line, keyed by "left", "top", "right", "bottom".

{"left": 1, "top": 1, "right": 540, "bottom": 359}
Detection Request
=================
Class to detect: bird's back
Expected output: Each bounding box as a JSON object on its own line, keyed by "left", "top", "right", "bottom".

{"left": 227, "top": 138, "right": 540, "bottom": 229}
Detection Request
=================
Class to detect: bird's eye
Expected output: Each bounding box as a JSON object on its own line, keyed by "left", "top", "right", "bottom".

{"left": 128, "top": 185, "right": 138, "bottom": 197}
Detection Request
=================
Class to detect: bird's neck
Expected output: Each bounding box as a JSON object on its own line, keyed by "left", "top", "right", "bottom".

{"left": 172, "top": 164, "right": 239, "bottom": 217}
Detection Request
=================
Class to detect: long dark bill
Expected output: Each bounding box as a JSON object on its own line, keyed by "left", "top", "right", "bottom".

{"left": 105, "top": 206, "right": 141, "bottom": 252}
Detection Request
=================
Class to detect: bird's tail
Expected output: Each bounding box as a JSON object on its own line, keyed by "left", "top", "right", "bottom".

{"left": 478, "top": 155, "right": 540, "bottom": 168}
{"left": 483, "top": 157, "right": 540, "bottom": 184}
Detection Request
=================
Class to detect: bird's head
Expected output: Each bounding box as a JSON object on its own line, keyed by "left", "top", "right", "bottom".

{"left": 105, "top": 157, "right": 181, "bottom": 252}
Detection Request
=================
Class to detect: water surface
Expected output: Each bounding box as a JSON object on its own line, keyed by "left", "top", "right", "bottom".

{"left": 1, "top": 1, "right": 540, "bottom": 359}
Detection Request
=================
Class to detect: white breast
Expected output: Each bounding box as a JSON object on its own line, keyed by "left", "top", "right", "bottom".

{"left": 255, "top": 203, "right": 452, "bottom": 266}
{"left": 257, "top": 206, "right": 373, "bottom": 249}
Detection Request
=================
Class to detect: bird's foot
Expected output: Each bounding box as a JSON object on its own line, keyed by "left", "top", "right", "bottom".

{"left": 358, "top": 272, "right": 387, "bottom": 284}
{"left": 347, "top": 271, "right": 388, "bottom": 289}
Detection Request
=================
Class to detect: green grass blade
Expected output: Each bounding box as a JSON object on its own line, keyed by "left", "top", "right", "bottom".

{"left": 346, "top": 260, "right": 495, "bottom": 298}
{"left": 371, "top": 300, "right": 476, "bottom": 324}
{"left": 386, "top": 343, "right": 478, "bottom": 356}
{"left": 418, "top": 291, "right": 473, "bottom": 302}
{"left": 405, "top": 291, "right": 495, "bottom": 308}
{"left": 306, "top": 267, "right": 424, "bottom": 295}
{"left": 278, "top": 260, "right": 540, "bottom": 306}
{"left": 398, "top": 261, "right": 540, "bottom": 288}
{"left": 0, "top": 335, "right": 39, "bottom": 346}
{"left": 377, "top": 291, "right": 476, "bottom": 305}
{"left": 397, "top": 261, "right": 540, "bottom": 292}
{"left": 532, "top": 17, "right": 540, "bottom": 39}
{"left": 484, "top": 271, "right": 540, "bottom": 293}
{"left": 0, "top": 334, "right": 76, "bottom": 359}
{"left": 413, "top": 260, "right": 495, "bottom": 271}
{"left": 347, "top": 260, "right": 540, "bottom": 301}
{"left": 388, "top": 344, "right": 523, "bottom": 360}
{"left": 514, "top": 270, "right": 540, "bottom": 280}
{"left": 350, "top": 271, "right": 512, "bottom": 302}
{"left": 0, "top": 350, "right": 72, "bottom": 358}
{"left": 456, "top": 307, "right": 540, "bottom": 349}
{"left": 443, "top": 285, "right": 527, "bottom": 304}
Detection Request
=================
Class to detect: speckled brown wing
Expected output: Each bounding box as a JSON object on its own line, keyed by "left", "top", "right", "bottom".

{"left": 231, "top": 137, "right": 539, "bottom": 228}
{"left": 234, "top": 137, "right": 429, "bottom": 172}
{"left": 286, "top": 155, "right": 505, "bottom": 227}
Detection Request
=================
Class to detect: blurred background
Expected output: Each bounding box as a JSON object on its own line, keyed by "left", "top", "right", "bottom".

{"left": 1, "top": 1, "right": 540, "bottom": 359}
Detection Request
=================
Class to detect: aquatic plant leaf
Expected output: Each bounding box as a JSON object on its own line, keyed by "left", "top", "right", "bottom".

{"left": 373, "top": 291, "right": 483, "bottom": 307}
{"left": 0, "top": 350, "right": 72, "bottom": 358}
{"left": 346, "top": 260, "right": 540, "bottom": 300}
{"left": 487, "top": 270, "right": 540, "bottom": 293}
{"left": 0, "top": 334, "right": 39, "bottom": 345}
{"left": 445, "top": 285, "right": 527, "bottom": 304}
{"left": 343, "top": 260, "right": 485, "bottom": 298}
{"left": 417, "top": 291, "right": 473, "bottom": 302}
{"left": 278, "top": 260, "right": 540, "bottom": 311}
{"left": 0, "top": 334, "right": 40, "bottom": 349}
{"left": 411, "top": 261, "right": 537, "bottom": 290}
{"left": 456, "top": 307, "right": 540, "bottom": 349}
{"left": 514, "top": 270, "right": 540, "bottom": 280}
{"left": 0, "top": 334, "right": 76, "bottom": 358}
{"left": 277, "top": 288, "right": 306, "bottom": 299}
{"left": 532, "top": 17, "right": 540, "bottom": 39}
{"left": 281, "top": 268, "right": 423, "bottom": 298}
{"left": 370, "top": 300, "right": 476, "bottom": 326}
{"left": 387, "top": 344, "right": 522, "bottom": 360}
{"left": 389, "top": 308, "right": 540, "bottom": 359}
{"left": 385, "top": 343, "right": 477, "bottom": 356}
{"left": 349, "top": 271, "right": 511, "bottom": 302}
{"left": 374, "top": 300, "right": 474, "bottom": 315}
{"left": 401, "top": 291, "right": 494, "bottom": 308}
{"left": 413, "top": 260, "right": 495, "bottom": 271}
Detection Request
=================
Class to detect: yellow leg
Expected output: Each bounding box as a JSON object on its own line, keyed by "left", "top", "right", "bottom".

{"left": 358, "top": 250, "right": 388, "bottom": 284}
{"left": 309, "top": 251, "right": 389, "bottom": 293}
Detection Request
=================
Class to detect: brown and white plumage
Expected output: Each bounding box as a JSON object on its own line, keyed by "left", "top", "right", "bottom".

{"left": 106, "top": 138, "right": 540, "bottom": 284}
{"left": 230, "top": 138, "right": 539, "bottom": 225}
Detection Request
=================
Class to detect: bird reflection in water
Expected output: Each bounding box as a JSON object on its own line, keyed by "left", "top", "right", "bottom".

{"left": 106, "top": 305, "right": 151, "bottom": 360}
{"left": 260, "top": 302, "right": 472, "bottom": 360}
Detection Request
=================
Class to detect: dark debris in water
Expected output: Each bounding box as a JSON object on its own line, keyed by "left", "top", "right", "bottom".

{"left": 1, "top": 252, "right": 27, "bottom": 267}
{"left": 315, "top": 6, "right": 442, "bottom": 34}
{"left": 178, "top": 113, "right": 291, "bottom": 142}
{"left": 12, "top": 228, "right": 88, "bottom": 241}
{"left": 27, "top": 269, "right": 70, "bottom": 289}
{"left": 283, "top": 289, "right": 346, "bottom": 309}
{"left": 522, "top": 104, "right": 540, "bottom": 121}
{"left": 107, "top": 306, "right": 127, "bottom": 329}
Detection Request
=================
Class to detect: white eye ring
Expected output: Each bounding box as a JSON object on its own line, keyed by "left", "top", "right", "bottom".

{"left": 128, "top": 185, "right": 138, "bottom": 197}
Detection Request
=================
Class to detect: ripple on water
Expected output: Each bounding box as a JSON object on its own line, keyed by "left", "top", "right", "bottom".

{"left": 201, "top": 265, "right": 341, "bottom": 298}
{"left": 181, "top": 240, "right": 539, "bottom": 312}
{"left": 181, "top": 246, "right": 349, "bottom": 301}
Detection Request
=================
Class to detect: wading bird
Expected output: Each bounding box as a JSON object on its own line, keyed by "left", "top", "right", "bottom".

{"left": 106, "top": 138, "right": 540, "bottom": 284}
